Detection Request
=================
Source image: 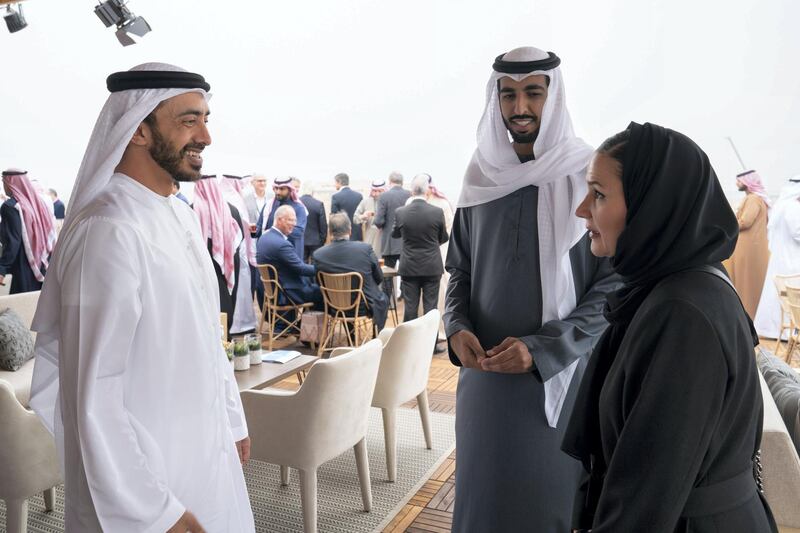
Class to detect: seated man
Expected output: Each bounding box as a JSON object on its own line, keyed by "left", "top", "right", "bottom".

{"left": 256, "top": 204, "right": 322, "bottom": 309}
{"left": 313, "top": 213, "right": 388, "bottom": 330}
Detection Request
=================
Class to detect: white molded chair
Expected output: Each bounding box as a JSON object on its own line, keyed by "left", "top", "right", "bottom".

{"left": 0, "top": 291, "right": 61, "bottom": 533}
{"left": 372, "top": 310, "right": 440, "bottom": 482}
{"left": 0, "top": 381, "right": 61, "bottom": 533}
{"left": 240, "top": 339, "right": 382, "bottom": 533}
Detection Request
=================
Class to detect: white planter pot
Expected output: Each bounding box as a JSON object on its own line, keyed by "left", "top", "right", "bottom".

{"left": 250, "top": 350, "right": 263, "bottom": 365}
{"left": 233, "top": 355, "right": 250, "bottom": 371}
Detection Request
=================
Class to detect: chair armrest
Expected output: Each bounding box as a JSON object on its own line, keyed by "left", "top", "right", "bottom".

{"left": 328, "top": 347, "right": 355, "bottom": 358}
{"left": 0, "top": 381, "right": 61, "bottom": 499}
{"left": 240, "top": 388, "right": 308, "bottom": 465}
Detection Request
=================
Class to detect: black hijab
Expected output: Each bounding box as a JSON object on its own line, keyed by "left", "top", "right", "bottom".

{"left": 562, "top": 122, "right": 740, "bottom": 487}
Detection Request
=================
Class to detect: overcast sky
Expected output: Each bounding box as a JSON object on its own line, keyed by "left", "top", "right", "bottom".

{"left": 1, "top": 0, "right": 798, "bottom": 204}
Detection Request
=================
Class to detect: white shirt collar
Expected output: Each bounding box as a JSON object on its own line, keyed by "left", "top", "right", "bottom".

{"left": 269, "top": 226, "right": 288, "bottom": 240}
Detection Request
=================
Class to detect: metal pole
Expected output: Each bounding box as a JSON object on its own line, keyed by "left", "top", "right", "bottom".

{"left": 726, "top": 137, "right": 747, "bottom": 171}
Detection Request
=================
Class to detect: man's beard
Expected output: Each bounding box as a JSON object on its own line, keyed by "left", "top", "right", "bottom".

{"left": 149, "top": 127, "right": 203, "bottom": 182}
{"left": 502, "top": 114, "right": 540, "bottom": 144}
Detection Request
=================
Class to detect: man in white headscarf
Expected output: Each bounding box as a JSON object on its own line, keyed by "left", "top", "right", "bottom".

{"left": 28, "top": 63, "right": 255, "bottom": 532}
{"left": 444, "top": 47, "right": 619, "bottom": 532}
{"left": 353, "top": 178, "right": 387, "bottom": 256}
{"left": 755, "top": 177, "right": 800, "bottom": 339}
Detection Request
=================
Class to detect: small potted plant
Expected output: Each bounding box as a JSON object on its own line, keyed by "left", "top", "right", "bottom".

{"left": 233, "top": 337, "right": 250, "bottom": 371}
{"left": 223, "top": 341, "right": 234, "bottom": 364}
{"left": 247, "top": 333, "right": 263, "bottom": 365}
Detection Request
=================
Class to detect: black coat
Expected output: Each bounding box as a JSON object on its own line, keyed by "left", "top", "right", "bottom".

{"left": 312, "top": 239, "right": 388, "bottom": 329}
{"left": 392, "top": 199, "right": 448, "bottom": 277}
{"left": 374, "top": 185, "right": 411, "bottom": 256}
{"left": 300, "top": 194, "right": 328, "bottom": 247}
{"left": 570, "top": 271, "right": 774, "bottom": 532}
{"left": 331, "top": 187, "right": 363, "bottom": 241}
{"left": 53, "top": 199, "right": 65, "bottom": 220}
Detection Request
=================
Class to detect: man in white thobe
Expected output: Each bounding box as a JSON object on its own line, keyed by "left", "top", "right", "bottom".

{"left": 28, "top": 63, "right": 255, "bottom": 532}
{"left": 755, "top": 178, "right": 800, "bottom": 338}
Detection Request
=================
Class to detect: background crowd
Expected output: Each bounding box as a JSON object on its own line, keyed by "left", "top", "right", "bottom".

{"left": 4, "top": 164, "right": 800, "bottom": 346}
{"left": 1, "top": 168, "right": 458, "bottom": 349}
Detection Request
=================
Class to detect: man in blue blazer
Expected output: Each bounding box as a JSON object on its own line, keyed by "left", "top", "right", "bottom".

{"left": 255, "top": 176, "right": 307, "bottom": 259}
{"left": 330, "top": 172, "right": 363, "bottom": 241}
{"left": 256, "top": 204, "right": 322, "bottom": 308}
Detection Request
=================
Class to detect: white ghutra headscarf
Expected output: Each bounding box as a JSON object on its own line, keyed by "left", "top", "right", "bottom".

{"left": 459, "top": 47, "right": 594, "bottom": 428}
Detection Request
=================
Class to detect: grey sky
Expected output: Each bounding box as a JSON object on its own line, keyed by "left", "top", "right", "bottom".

{"left": 1, "top": 0, "right": 797, "bottom": 204}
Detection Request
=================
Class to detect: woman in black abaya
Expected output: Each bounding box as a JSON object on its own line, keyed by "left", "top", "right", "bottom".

{"left": 562, "top": 122, "right": 777, "bottom": 532}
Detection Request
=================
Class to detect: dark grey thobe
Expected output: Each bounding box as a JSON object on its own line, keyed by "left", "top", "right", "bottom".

{"left": 444, "top": 185, "right": 620, "bottom": 533}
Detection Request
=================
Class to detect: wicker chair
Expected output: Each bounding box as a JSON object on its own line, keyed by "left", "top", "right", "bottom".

{"left": 783, "top": 283, "right": 800, "bottom": 364}
{"left": 316, "top": 271, "right": 375, "bottom": 356}
{"left": 774, "top": 274, "right": 800, "bottom": 355}
{"left": 257, "top": 264, "right": 314, "bottom": 350}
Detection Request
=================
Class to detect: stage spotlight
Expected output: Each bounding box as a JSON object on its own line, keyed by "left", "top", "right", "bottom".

{"left": 4, "top": 3, "right": 27, "bottom": 33}
{"left": 94, "top": 0, "right": 150, "bottom": 46}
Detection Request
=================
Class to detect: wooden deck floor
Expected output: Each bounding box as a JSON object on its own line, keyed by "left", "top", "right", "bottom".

{"left": 381, "top": 352, "right": 458, "bottom": 533}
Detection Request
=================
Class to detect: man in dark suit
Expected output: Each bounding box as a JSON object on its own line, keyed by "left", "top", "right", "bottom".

{"left": 392, "top": 174, "right": 449, "bottom": 326}
{"left": 330, "top": 172, "right": 363, "bottom": 241}
{"left": 49, "top": 188, "right": 66, "bottom": 220}
{"left": 374, "top": 171, "right": 411, "bottom": 301}
{"left": 374, "top": 172, "right": 410, "bottom": 266}
{"left": 256, "top": 204, "right": 322, "bottom": 308}
{"left": 313, "top": 213, "right": 388, "bottom": 330}
{"left": 299, "top": 183, "right": 328, "bottom": 263}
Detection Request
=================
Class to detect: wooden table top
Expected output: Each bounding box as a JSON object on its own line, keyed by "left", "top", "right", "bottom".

{"left": 234, "top": 354, "right": 318, "bottom": 391}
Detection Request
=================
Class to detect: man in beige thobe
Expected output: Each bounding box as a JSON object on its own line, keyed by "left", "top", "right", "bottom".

{"left": 729, "top": 170, "right": 770, "bottom": 318}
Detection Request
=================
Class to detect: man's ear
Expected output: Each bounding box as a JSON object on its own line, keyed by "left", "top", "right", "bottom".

{"left": 130, "top": 122, "right": 151, "bottom": 147}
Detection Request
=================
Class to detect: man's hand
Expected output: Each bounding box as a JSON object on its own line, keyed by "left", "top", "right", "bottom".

{"left": 449, "top": 330, "right": 486, "bottom": 369}
{"left": 0, "top": 275, "right": 6, "bottom": 286}
{"left": 236, "top": 436, "right": 251, "bottom": 466}
{"left": 481, "top": 337, "right": 533, "bottom": 373}
{"left": 167, "top": 511, "right": 205, "bottom": 533}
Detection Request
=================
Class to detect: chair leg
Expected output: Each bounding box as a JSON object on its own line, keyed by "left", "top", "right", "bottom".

{"left": 268, "top": 308, "right": 276, "bottom": 351}
{"left": 5, "top": 498, "right": 28, "bottom": 533}
{"left": 43, "top": 486, "right": 56, "bottom": 511}
{"left": 787, "top": 336, "right": 797, "bottom": 364}
{"left": 342, "top": 317, "right": 355, "bottom": 347}
{"left": 280, "top": 465, "right": 290, "bottom": 486}
{"left": 354, "top": 437, "right": 373, "bottom": 512}
{"left": 296, "top": 372, "right": 304, "bottom": 385}
{"left": 381, "top": 407, "right": 397, "bottom": 482}
{"left": 785, "top": 336, "right": 796, "bottom": 364}
{"left": 775, "top": 318, "right": 784, "bottom": 354}
{"left": 417, "top": 389, "right": 433, "bottom": 450}
{"left": 317, "top": 315, "right": 331, "bottom": 356}
{"left": 299, "top": 468, "right": 318, "bottom": 533}
{"left": 258, "top": 299, "right": 267, "bottom": 338}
